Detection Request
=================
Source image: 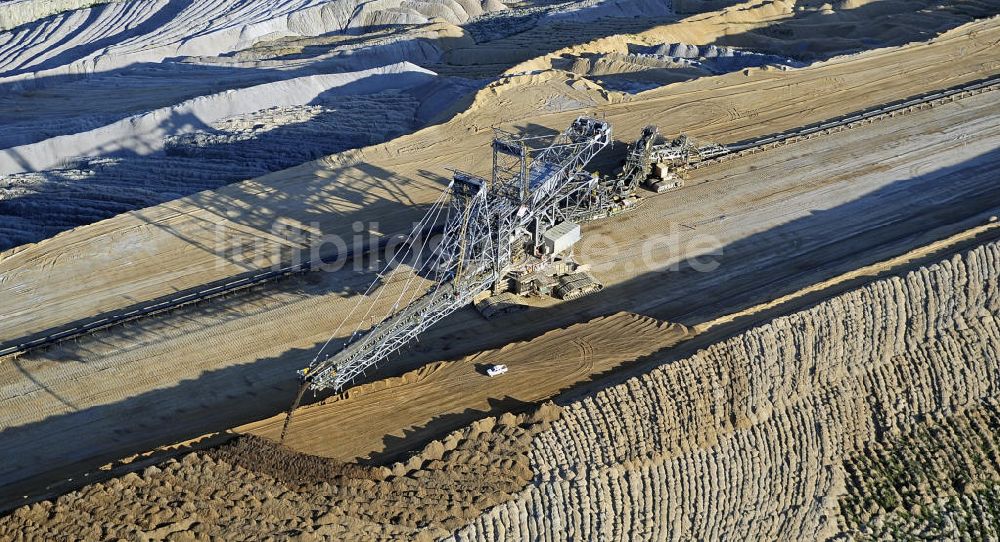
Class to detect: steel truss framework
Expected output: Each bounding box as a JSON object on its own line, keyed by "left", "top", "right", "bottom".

{"left": 650, "top": 134, "right": 730, "bottom": 165}
{"left": 304, "top": 117, "right": 612, "bottom": 391}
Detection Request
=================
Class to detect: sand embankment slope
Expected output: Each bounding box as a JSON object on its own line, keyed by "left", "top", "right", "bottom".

{"left": 1, "top": 73, "right": 997, "bottom": 507}
{"left": 2, "top": 16, "right": 998, "bottom": 344}
{"left": 3, "top": 236, "right": 996, "bottom": 540}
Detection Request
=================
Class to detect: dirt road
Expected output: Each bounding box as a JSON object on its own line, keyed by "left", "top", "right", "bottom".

{"left": 242, "top": 313, "right": 688, "bottom": 463}
{"left": 1, "top": 79, "right": 997, "bottom": 508}
{"left": 3, "top": 238, "right": 996, "bottom": 540}
{"left": 2, "top": 13, "right": 1000, "bottom": 507}
{"left": 2, "top": 18, "right": 999, "bottom": 344}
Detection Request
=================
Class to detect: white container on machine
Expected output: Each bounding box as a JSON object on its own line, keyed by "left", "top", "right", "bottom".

{"left": 542, "top": 221, "right": 581, "bottom": 255}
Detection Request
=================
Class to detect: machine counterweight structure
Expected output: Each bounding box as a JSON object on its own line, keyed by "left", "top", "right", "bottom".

{"left": 303, "top": 117, "right": 612, "bottom": 392}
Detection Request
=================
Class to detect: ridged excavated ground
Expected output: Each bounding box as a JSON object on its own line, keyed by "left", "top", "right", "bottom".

{"left": 447, "top": 241, "right": 1000, "bottom": 540}
{"left": 2, "top": 239, "right": 997, "bottom": 540}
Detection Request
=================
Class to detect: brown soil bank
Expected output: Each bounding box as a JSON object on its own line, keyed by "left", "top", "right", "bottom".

{"left": 447, "top": 239, "right": 1000, "bottom": 540}
{"left": 2, "top": 405, "right": 563, "bottom": 541}
{"left": 2, "top": 239, "right": 997, "bottom": 539}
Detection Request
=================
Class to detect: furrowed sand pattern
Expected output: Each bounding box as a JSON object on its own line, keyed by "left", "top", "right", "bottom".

{"left": 449, "top": 239, "right": 999, "bottom": 540}
{"left": 1, "top": 239, "right": 996, "bottom": 539}
{"left": 2, "top": 0, "right": 1000, "bottom": 538}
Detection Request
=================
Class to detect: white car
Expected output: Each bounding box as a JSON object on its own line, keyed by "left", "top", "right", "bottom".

{"left": 486, "top": 364, "right": 509, "bottom": 377}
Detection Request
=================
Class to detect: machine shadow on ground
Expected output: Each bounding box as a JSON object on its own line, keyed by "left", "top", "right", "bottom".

{"left": 4, "top": 0, "right": 993, "bottom": 250}
{"left": 3, "top": 147, "right": 998, "bottom": 511}
{"left": 369, "top": 397, "right": 536, "bottom": 464}
{"left": 0, "top": 152, "right": 441, "bottom": 348}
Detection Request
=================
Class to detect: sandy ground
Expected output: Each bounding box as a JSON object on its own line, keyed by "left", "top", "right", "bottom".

{"left": 2, "top": 238, "right": 996, "bottom": 540}
{"left": 0, "top": 0, "right": 499, "bottom": 249}
{"left": 1, "top": 3, "right": 999, "bottom": 514}
{"left": 242, "top": 313, "right": 688, "bottom": 462}
{"left": 3, "top": 16, "right": 999, "bottom": 343}
{"left": 2, "top": 408, "right": 567, "bottom": 541}
{"left": 1, "top": 76, "right": 996, "bottom": 509}
{"left": 449, "top": 238, "right": 1000, "bottom": 541}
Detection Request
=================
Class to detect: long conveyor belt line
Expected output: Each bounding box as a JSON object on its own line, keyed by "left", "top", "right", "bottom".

{"left": 1, "top": 74, "right": 997, "bottom": 359}
{"left": 687, "top": 75, "right": 1000, "bottom": 170}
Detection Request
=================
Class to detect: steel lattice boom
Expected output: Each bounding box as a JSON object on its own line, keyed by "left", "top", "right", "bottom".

{"left": 303, "top": 117, "right": 612, "bottom": 392}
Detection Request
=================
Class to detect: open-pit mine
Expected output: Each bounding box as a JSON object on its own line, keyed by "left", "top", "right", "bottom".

{"left": 1, "top": 0, "right": 999, "bottom": 539}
